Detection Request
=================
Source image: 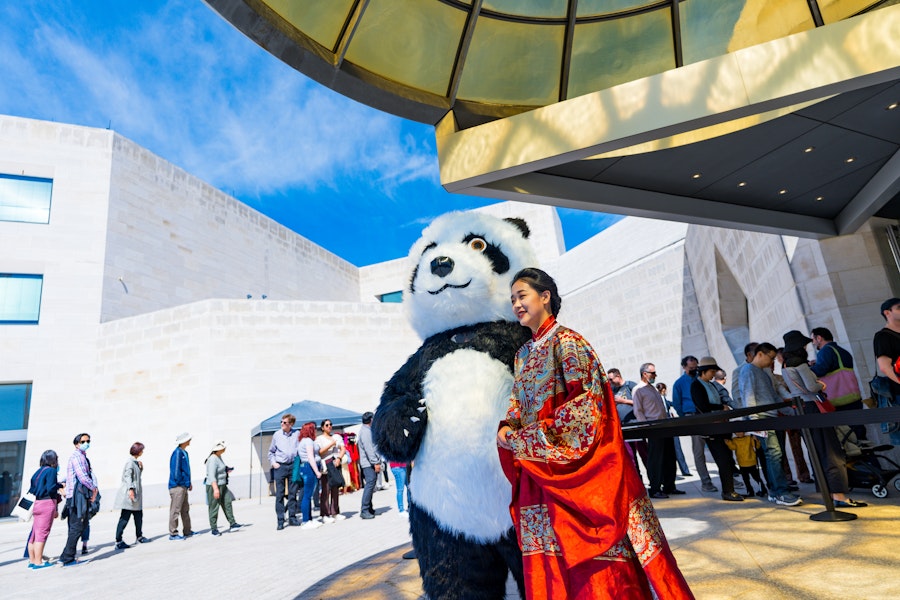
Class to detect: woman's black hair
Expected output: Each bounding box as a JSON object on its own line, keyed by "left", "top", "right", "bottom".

{"left": 512, "top": 267, "right": 562, "bottom": 316}
{"left": 782, "top": 348, "right": 808, "bottom": 368}
{"left": 40, "top": 449, "right": 58, "bottom": 468}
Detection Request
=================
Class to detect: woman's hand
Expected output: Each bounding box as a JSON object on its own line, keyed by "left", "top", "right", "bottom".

{"left": 497, "top": 426, "right": 513, "bottom": 450}
{"left": 128, "top": 489, "right": 135, "bottom": 502}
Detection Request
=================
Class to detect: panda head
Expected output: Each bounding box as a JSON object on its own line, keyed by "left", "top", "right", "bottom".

{"left": 404, "top": 211, "right": 538, "bottom": 339}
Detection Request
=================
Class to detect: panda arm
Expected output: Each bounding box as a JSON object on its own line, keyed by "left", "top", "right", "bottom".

{"left": 372, "top": 348, "right": 429, "bottom": 463}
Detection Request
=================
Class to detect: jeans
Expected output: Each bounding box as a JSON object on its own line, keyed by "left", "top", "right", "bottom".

{"left": 390, "top": 466, "right": 409, "bottom": 512}
{"left": 758, "top": 431, "right": 789, "bottom": 497}
{"left": 300, "top": 463, "right": 318, "bottom": 523}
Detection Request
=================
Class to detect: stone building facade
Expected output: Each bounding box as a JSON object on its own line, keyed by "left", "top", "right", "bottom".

{"left": 1, "top": 114, "right": 897, "bottom": 510}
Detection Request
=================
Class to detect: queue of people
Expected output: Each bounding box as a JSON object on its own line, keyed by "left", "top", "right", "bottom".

{"left": 621, "top": 314, "right": 887, "bottom": 513}
{"left": 22, "top": 431, "right": 243, "bottom": 568}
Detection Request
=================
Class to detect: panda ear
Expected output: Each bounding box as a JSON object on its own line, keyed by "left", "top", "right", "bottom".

{"left": 504, "top": 218, "right": 530, "bottom": 239}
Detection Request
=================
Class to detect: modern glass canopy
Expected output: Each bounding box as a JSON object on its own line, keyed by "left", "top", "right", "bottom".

{"left": 209, "top": 0, "right": 894, "bottom": 127}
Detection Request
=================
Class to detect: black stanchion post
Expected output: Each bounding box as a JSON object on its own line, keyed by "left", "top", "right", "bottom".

{"left": 793, "top": 398, "right": 856, "bottom": 522}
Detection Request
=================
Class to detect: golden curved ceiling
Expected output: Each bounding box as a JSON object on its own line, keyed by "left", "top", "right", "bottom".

{"left": 206, "top": 0, "right": 890, "bottom": 128}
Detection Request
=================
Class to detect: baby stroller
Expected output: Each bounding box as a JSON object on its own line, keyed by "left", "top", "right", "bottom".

{"left": 838, "top": 426, "right": 900, "bottom": 498}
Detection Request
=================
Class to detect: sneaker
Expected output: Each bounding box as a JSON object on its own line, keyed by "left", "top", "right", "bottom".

{"left": 321, "top": 516, "right": 335, "bottom": 524}
{"left": 700, "top": 483, "right": 718, "bottom": 493}
{"left": 80, "top": 546, "right": 89, "bottom": 556}
{"left": 772, "top": 494, "right": 802, "bottom": 506}
{"left": 136, "top": 537, "right": 151, "bottom": 543}
{"left": 62, "top": 560, "right": 82, "bottom": 567}
{"left": 168, "top": 535, "right": 184, "bottom": 541}
{"left": 834, "top": 498, "right": 868, "bottom": 508}
{"left": 229, "top": 523, "right": 243, "bottom": 530}
{"left": 115, "top": 541, "right": 130, "bottom": 550}
{"left": 300, "top": 520, "right": 322, "bottom": 530}
{"left": 332, "top": 514, "right": 346, "bottom": 521}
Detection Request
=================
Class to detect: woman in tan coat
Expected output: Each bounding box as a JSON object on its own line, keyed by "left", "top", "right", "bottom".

{"left": 114, "top": 442, "right": 150, "bottom": 549}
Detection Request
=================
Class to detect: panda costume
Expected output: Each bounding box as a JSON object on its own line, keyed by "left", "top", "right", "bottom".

{"left": 373, "top": 212, "right": 536, "bottom": 600}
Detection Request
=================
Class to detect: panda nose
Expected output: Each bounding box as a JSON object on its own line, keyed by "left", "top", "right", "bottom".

{"left": 430, "top": 256, "right": 454, "bottom": 278}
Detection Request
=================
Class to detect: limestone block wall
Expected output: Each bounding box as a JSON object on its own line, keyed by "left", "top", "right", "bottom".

{"left": 359, "top": 258, "right": 408, "bottom": 302}
{"left": 0, "top": 116, "right": 114, "bottom": 480}
{"left": 786, "top": 221, "right": 899, "bottom": 384}
{"left": 558, "top": 218, "right": 702, "bottom": 388}
{"left": 686, "top": 225, "right": 807, "bottom": 376}
{"left": 90, "top": 298, "right": 419, "bottom": 507}
{"left": 101, "top": 134, "right": 360, "bottom": 322}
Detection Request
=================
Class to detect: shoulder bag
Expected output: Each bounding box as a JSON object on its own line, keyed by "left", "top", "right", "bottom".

{"left": 326, "top": 459, "right": 345, "bottom": 488}
{"left": 784, "top": 369, "right": 834, "bottom": 414}
{"left": 12, "top": 467, "right": 47, "bottom": 522}
{"left": 818, "top": 346, "right": 861, "bottom": 406}
{"left": 12, "top": 492, "right": 36, "bottom": 521}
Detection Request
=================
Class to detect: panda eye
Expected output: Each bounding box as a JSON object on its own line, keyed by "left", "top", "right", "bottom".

{"left": 469, "top": 238, "right": 487, "bottom": 252}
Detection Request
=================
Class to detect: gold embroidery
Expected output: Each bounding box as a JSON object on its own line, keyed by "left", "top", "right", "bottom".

{"left": 519, "top": 504, "right": 561, "bottom": 556}
{"left": 627, "top": 495, "right": 665, "bottom": 565}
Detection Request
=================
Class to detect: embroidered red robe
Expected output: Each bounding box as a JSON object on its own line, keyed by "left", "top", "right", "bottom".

{"left": 499, "top": 317, "right": 694, "bottom": 599}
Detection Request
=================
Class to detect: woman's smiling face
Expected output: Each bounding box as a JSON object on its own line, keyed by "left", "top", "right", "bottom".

{"left": 511, "top": 279, "right": 551, "bottom": 333}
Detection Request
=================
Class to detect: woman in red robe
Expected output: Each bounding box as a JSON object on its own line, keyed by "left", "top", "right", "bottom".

{"left": 498, "top": 268, "right": 694, "bottom": 600}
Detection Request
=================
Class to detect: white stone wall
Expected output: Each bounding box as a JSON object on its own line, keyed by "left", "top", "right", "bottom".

{"left": 0, "top": 116, "right": 114, "bottom": 485}
{"left": 787, "top": 221, "right": 898, "bottom": 383}
{"left": 557, "top": 218, "right": 700, "bottom": 387}
{"left": 686, "top": 225, "right": 808, "bottom": 376}
{"left": 91, "top": 299, "right": 419, "bottom": 507}
{"left": 359, "top": 258, "right": 408, "bottom": 302}
{"left": 101, "top": 134, "right": 360, "bottom": 322}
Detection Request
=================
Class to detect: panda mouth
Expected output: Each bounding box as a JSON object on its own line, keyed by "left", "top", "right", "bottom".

{"left": 428, "top": 280, "right": 472, "bottom": 295}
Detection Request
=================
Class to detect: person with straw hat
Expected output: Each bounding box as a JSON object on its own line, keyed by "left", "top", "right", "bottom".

{"left": 205, "top": 440, "right": 241, "bottom": 536}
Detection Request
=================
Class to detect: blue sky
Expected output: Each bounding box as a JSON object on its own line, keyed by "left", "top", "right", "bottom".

{"left": 1, "top": 0, "right": 621, "bottom": 266}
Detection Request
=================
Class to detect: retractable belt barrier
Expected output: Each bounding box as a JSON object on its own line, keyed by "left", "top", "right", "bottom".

{"left": 622, "top": 399, "right": 900, "bottom": 522}
{"left": 621, "top": 401, "right": 900, "bottom": 441}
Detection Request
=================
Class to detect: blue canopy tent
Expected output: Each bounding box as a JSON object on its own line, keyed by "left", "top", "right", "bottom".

{"left": 249, "top": 400, "right": 364, "bottom": 501}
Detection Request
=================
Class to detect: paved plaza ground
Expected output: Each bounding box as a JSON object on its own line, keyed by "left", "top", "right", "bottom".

{"left": 2, "top": 467, "right": 899, "bottom": 599}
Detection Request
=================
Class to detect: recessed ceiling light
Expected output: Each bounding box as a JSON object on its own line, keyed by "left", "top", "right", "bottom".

{"left": 815, "top": 196, "right": 824, "bottom": 201}
{"left": 845, "top": 157, "right": 855, "bottom": 163}
{"left": 779, "top": 189, "right": 787, "bottom": 195}
{"left": 691, "top": 173, "right": 701, "bottom": 179}
{"left": 888, "top": 102, "right": 898, "bottom": 110}
{"left": 804, "top": 146, "right": 815, "bottom": 153}
{"left": 737, "top": 181, "right": 747, "bottom": 187}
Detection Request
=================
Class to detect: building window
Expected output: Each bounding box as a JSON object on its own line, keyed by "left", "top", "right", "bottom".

{"left": 0, "top": 383, "right": 30, "bottom": 518}
{"left": 379, "top": 291, "right": 403, "bottom": 303}
{"left": 0, "top": 274, "right": 43, "bottom": 324}
{"left": 0, "top": 174, "right": 52, "bottom": 224}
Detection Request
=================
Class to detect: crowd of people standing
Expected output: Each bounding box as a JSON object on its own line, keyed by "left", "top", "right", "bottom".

{"left": 614, "top": 306, "right": 900, "bottom": 512}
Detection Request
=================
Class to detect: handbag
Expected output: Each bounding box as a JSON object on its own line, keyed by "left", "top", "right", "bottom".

{"left": 12, "top": 492, "right": 36, "bottom": 521}
{"left": 326, "top": 459, "right": 345, "bottom": 488}
{"left": 813, "top": 394, "right": 835, "bottom": 414}
{"left": 818, "top": 346, "right": 861, "bottom": 406}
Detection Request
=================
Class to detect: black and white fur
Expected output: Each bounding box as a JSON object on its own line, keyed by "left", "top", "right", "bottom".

{"left": 373, "top": 212, "right": 537, "bottom": 600}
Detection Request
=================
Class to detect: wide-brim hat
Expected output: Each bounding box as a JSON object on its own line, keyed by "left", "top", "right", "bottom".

{"left": 211, "top": 440, "right": 226, "bottom": 452}
{"left": 782, "top": 330, "right": 812, "bottom": 353}
{"left": 175, "top": 432, "right": 192, "bottom": 444}
{"left": 697, "top": 356, "right": 719, "bottom": 371}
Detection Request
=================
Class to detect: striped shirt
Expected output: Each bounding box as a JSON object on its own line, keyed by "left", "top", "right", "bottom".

{"left": 65, "top": 447, "right": 94, "bottom": 499}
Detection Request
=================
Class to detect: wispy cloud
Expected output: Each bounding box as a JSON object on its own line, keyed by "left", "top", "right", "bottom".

{"left": 1, "top": 0, "right": 437, "bottom": 199}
